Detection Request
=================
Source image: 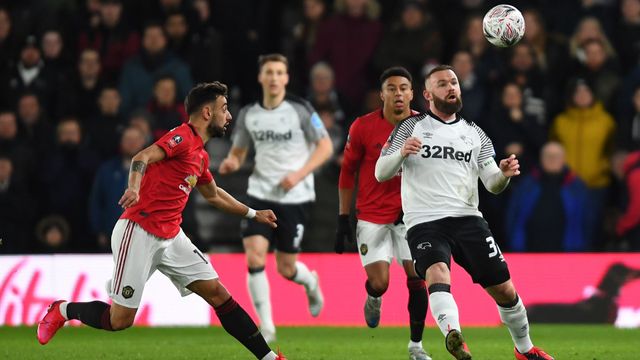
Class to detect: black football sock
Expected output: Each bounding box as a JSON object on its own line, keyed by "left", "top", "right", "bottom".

{"left": 407, "top": 277, "right": 428, "bottom": 342}
{"left": 66, "top": 301, "right": 114, "bottom": 331}
{"left": 215, "top": 297, "right": 272, "bottom": 359}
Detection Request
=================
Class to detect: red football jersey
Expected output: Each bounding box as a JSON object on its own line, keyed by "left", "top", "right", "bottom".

{"left": 339, "top": 109, "right": 417, "bottom": 224}
{"left": 121, "top": 123, "right": 213, "bottom": 238}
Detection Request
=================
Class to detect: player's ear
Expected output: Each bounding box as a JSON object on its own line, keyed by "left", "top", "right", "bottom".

{"left": 423, "top": 89, "right": 431, "bottom": 102}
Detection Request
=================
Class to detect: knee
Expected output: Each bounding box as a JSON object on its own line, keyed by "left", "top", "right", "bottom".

{"left": 277, "top": 262, "right": 296, "bottom": 279}
{"left": 425, "top": 262, "right": 450, "bottom": 285}
{"left": 110, "top": 316, "right": 134, "bottom": 331}
{"left": 245, "top": 249, "right": 266, "bottom": 268}
{"left": 367, "top": 277, "right": 389, "bottom": 295}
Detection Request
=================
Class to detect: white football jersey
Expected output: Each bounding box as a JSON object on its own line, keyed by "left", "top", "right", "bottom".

{"left": 232, "top": 95, "right": 328, "bottom": 204}
{"left": 380, "top": 111, "right": 496, "bottom": 229}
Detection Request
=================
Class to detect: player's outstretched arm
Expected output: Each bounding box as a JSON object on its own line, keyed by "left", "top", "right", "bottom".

{"left": 280, "top": 136, "right": 333, "bottom": 191}
{"left": 196, "top": 181, "right": 277, "bottom": 228}
{"left": 375, "top": 137, "right": 421, "bottom": 182}
{"left": 218, "top": 146, "right": 248, "bottom": 175}
{"left": 118, "top": 144, "right": 166, "bottom": 208}
{"left": 479, "top": 154, "right": 520, "bottom": 194}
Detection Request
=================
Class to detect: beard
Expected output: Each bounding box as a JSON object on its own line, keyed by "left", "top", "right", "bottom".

{"left": 432, "top": 93, "right": 463, "bottom": 115}
{"left": 207, "top": 123, "right": 226, "bottom": 138}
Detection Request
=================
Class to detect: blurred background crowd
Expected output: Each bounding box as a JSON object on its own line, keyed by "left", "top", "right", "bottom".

{"left": 0, "top": 0, "right": 639, "bottom": 254}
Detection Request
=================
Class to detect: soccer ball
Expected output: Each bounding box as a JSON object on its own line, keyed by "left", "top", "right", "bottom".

{"left": 482, "top": 4, "right": 525, "bottom": 48}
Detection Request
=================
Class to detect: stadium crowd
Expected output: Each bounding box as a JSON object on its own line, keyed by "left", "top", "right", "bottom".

{"left": 0, "top": 0, "right": 639, "bottom": 254}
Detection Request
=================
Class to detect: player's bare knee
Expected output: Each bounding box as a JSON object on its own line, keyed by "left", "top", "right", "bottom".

{"left": 277, "top": 262, "right": 296, "bottom": 279}
{"left": 368, "top": 277, "right": 389, "bottom": 295}
{"left": 425, "top": 262, "right": 450, "bottom": 285}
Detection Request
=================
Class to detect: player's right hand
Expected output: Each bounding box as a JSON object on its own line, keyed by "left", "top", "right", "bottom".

{"left": 255, "top": 209, "right": 278, "bottom": 228}
{"left": 118, "top": 188, "right": 139, "bottom": 209}
{"left": 335, "top": 214, "right": 354, "bottom": 254}
{"left": 218, "top": 157, "right": 240, "bottom": 175}
{"left": 401, "top": 137, "right": 422, "bottom": 157}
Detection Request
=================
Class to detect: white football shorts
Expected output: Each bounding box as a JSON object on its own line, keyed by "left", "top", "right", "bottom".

{"left": 356, "top": 220, "right": 412, "bottom": 267}
{"left": 107, "top": 219, "right": 218, "bottom": 308}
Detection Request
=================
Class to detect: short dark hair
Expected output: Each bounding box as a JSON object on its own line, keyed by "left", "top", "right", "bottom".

{"left": 258, "top": 53, "right": 288, "bottom": 71}
{"left": 425, "top": 64, "right": 455, "bottom": 81}
{"left": 184, "top": 82, "right": 228, "bottom": 115}
{"left": 379, "top": 66, "right": 412, "bottom": 87}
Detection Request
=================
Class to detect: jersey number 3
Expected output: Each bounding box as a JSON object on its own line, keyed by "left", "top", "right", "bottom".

{"left": 485, "top": 236, "right": 502, "bottom": 258}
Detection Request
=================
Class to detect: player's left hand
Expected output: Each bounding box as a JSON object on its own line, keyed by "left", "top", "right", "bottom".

{"left": 255, "top": 209, "right": 278, "bottom": 228}
{"left": 499, "top": 154, "right": 521, "bottom": 178}
{"left": 280, "top": 172, "right": 303, "bottom": 191}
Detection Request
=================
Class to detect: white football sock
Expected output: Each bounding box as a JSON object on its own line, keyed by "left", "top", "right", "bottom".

{"left": 498, "top": 297, "right": 534, "bottom": 354}
{"left": 408, "top": 340, "right": 423, "bottom": 349}
{"left": 261, "top": 351, "right": 277, "bottom": 360}
{"left": 292, "top": 261, "right": 316, "bottom": 289}
{"left": 59, "top": 301, "right": 69, "bottom": 320}
{"left": 248, "top": 269, "right": 274, "bottom": 332}
{"left": 429, "top": 291, "right": 461, "bottom": 336}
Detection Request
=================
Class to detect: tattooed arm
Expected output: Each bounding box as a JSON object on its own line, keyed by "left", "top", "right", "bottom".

{"left": 118, "top": 144, "right": 167, "bottom": 208}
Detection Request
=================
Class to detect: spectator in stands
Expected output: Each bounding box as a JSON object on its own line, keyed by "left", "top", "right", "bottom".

{"left": 0, "top": 110, "right": 36, "bottom": 188}
{"left": 572, "top": 38, "right": 621, "bottom": 112}
{"left": 569, "top": 17, "right": 617, "bottom": 65}
{"left": 164, "top": 11, "right": 223, "bottom": 83}
{"left": 0, "top": 155, "right": 36, "bottom": 253}
{"left": 616, "top": 150, "right": 640, "bottom": 250}
{"left": 550, "top": 78, "right": 616, "bottom": 249}
{"left": 78, "top": 0, "right": 140, "bottom": 81}
{"left": 62, "top": 49, "right": 104, "bottom": 121}
{"left": 41, "top": 30, "right": 71, "bottom": 77}
{"left": 283, "top": 0, "right": 328, "bottom": 92}
{"left": 457, "top": 13, "right": 502, "bottom": 85}
{"left": 507, "top": 142, "right": 590, "bottom": 252}
{"left": 0, "top": 35, "right": 59, "bottom": 114}
{"left": 128, "top": 109, "right": 154, "bottom": 146}
{"left": 373, "top": 0, "right": 442, "bottom": 88}
{"left": 617, "top": 86, "right": 640, "bottom": 151}
{"left": 42, "top": 117, "right": 99, "bottom": 252}
{"left": 86, "top": 86, "right": 125, "bottom": 160}
{"left": 17, "top": 92, "right": 54, "bottom": 160}
{"left": 35, "top": 215, "right": 71, "bottom": 253}
{"left": 451, "top": 50, "right": 487, "bottom": 126}
{"left": 89, "top": 126, "right": 146, "bottom": 251}
{"left": 119, "top": 22, "right": 192, "bottom": 115}
{"left": 489, "top": 82, "right": 546, "bottom": 172}
{"left": 309, "top": 0, "right": 382, "bottom": 108}
{"left": 614, "top": 0, "right": 640, "bottom": 73}
{"left": 0, "top": 7, "right": 17, "bottom": 71}
{"left": 307, "top": 62, "right": 350, "bottom": 128}
{"left": 147, "top": 75, "right": 187, "bottom": 139}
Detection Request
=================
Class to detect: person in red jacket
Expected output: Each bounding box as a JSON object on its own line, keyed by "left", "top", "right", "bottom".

{"left": 336, "top": 67, "right": 430, "bottom": 360}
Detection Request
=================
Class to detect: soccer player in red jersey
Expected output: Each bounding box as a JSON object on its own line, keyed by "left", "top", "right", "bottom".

{"left": 335, "top": 67, "right": 431, "bottom": 360}
{"left": 37, "top": 82, "right": 286, "bottom": 360}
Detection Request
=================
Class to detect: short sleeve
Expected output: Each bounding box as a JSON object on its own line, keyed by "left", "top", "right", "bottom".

{"left": 473, "top": 123, "right": 497, "bottom": 169}
{"left": 380, "top": 116, "right": 420, "bottom": 157}
{"left": 155, "top": 126, "right": 190, "bottom": 159}
{"left": 293, "top": 99, "right": 328, "bottom": 143}
{"left": 231, "top": 106, "right": 252, "bottom": 149}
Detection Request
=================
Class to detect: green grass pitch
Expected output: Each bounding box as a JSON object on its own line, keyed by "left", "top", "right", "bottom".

{"left": 2, "top": 325, "right": 637, "bottom": 359}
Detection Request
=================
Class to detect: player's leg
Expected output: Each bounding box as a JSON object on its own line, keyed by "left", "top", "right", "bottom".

{"left": 394, "top": 222, "right": 429, "bottom": 357}
{"left": 37, "top": 220, "right": 154, "bottom": 344}
{"left": 454, "top": 216, "right": 552, "bottom": 360}
{"left": 188, "top": 279, "right": 280, "bottom": 360}
{"left": 273, "top": 202, "right": 323, "bottom": 317}
{"left": 356, "top": 220, "right": 394, "bottom": 328}
{"left": 159, "top": 230, "right": 283, "bottom": 360}
{"left": 242, "top": 198, "right": 277, "bottom": 342}
{"left": 408, "top": 220, "right": 470, "bottom": 360}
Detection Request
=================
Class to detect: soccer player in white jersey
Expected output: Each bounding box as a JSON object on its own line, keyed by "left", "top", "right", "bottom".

{"left": 219, "top": 54, "right": 333, "bottom": 343}
{"left": 375, "top": 65, "right": 554, "bottom": 360}
{"left": 336, "top": 67, "right": 430, "bottom": 360}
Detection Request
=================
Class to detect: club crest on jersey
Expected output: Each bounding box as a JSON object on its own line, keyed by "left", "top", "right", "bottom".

{"left": 459, "top": 135, "right": 474, "bottom": 146}
{"left": 168, "top": 135, "right": 183, "bottom": 148}
{"left": 179, "top": 174, "right": 198, "bottom": 195}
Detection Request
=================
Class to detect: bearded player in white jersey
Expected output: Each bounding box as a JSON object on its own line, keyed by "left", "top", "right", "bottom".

{"left": 219, "top": 54, "right": 332, "bottom": 343}
{"left": 375, "top": 65, "right": 554, "bottom": 360}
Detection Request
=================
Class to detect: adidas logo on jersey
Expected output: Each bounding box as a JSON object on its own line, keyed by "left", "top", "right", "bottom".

{"left": 251, "top": 130, "right": 292, "bottom": 141}
{"left": 421, "top": 145, "right": 472, "bottom": 162}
